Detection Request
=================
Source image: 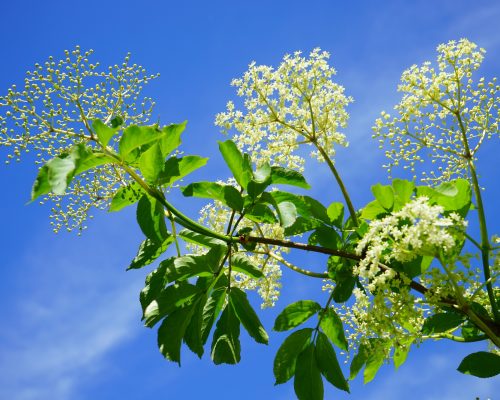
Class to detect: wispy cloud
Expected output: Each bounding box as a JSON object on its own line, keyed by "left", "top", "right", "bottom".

{"left": 0, "top": 220, "right": 144, "bottom": 400}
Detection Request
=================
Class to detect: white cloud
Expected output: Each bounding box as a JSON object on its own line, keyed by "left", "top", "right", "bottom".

{"left": 0, "top": 219, "right": 144, "bottom": 400}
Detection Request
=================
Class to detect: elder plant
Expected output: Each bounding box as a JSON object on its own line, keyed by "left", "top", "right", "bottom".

{"left": 1, "top": 39, "right": 499, "bottom": 399}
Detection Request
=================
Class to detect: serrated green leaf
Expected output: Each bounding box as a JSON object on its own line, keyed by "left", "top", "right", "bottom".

{"left": 231, "top": 254, "right": 264, "bottom": 278}
{"left": 416, "top": 179, "right": 471, "bottom": 217}
{"left": 181, "top": 182, "right": 243, "bottom": 211}
{"left": 162, "top": 253, "right": 215, "bottom": 282}
{"left": 245, "top": 203, "right": 278, "bottom": 224}
{"left": 178, "top": 229, "right": 226, "bottom": 248}
{"left": 201, "top": 288, "right": 226, "bottom": 344}
{"left": 363, "top": 350, "right": 385, "bottom": 383}
{"left": 308, "top": 226, "right": 341, "bottom": 250}
{"left": 31, "top": 144, "right": 113, "bottom": 200}
{"left": 159, "top": 122, "right": 186, "bottom": 156}
{"left": 158, "top": 155, "right": 208, "bottom": 186}
{"left": 270, "top": 166, "right": 311, "bottom": 189}
{"left": 294, "top": 343, "right": 324, "bottom": 400}
{"left": 333, "top": 277, "right": 355, "bottom": 303}
{"left": 230, "top": 288, "right": 268, "bottom": 344}
{"left": 349, "top": 342, "right": 368, "bottom": 380}
{"left": 360, "top": 200, "right": 388, "bottom": 220}
{"left": 119, "top": 125, "right": 159, "bottom": 162}
{"left": 393, "top": 338, "right": 413, "bottom": 370}
{"left": 277, "top": 201, "right": 297, "bottom": 228}
{"left": 319, "top": 307, "right": 348, "bottom": 351}
{"left": 157, "top": 300, "right": 198, "bottom": 365}
{"left": 184, "top": 293, "right": 208, "bottom": 358}
{"left": 457, "top": 351, "right": 500, "bottom": 378}
{"left": 274, "top": 300, "right": 321, "bottom": 331}
{"left": 218, "top": 140, "right": 253, "bottom": 189}
{"left": 392, "top": 179, "right": 415, "bottom": 210}
{"left": 422, "top": 312, "right": 465, "bottom": 335}
{"left": 371, "top": 183, "right": 394, "bottom": 210}
{"left": 327, "top": 202, "right": 344, "bottom": 228}
{"left": 143, "top": 283, "right": 200, "bottom": 327}
{"left": 128, "top": 237, "right": 174, "bottom": 270}
{"left": 274, "top": 328, "right": 313, "bottom": 385}
{"left": 92, "top": 119, "right": 118, "bottom": 146}
{"left": 109, "top": 182, "right": 145, "bottom": 212}
{"left": 136, "top": 195, "right": 169, "bottom": 244}
{"left": 139, "top": 142, "right": 164, "bottom": 182}
{"left": 211, "top": 304, "right": 241, "bottom": 365}
{"left": 315, "top": 332, "right": 349, "bottom": 392}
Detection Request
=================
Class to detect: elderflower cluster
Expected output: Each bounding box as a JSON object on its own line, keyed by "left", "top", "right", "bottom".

{"left": 373, "top": 38, "right": 500, "bottom": 183}
{"left": 342, "top": 287, "right": 426, "bottom": 356}
{"left": 0, "top": 46, "right": 158, "bottom": 232}
{"left": 355, "top": 197, "right": 466, "bottom": 288}
{"left": 194, "top": 184, "right": 288, "bottom": 308}
{"left": 215, "top": 48, "right": 353, "bottom": 171}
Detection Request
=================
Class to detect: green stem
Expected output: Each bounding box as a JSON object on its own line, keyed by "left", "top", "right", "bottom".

{"left": 314, "top": 143, "right": 358, "bottom": 226}
{"left": 455, "top": 110, "right": 499, "bottom": 321}
{"left": 422, "top": 333, "right": 487, "bottom": 343}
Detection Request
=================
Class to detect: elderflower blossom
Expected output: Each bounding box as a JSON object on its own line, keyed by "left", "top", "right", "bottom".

{"left": 0, "top": 46, "right": 158, "bottom": 232}
{"left": 355, "top": 197, "right": 466, "bottom": 286}
{"left": 373, "top": 39, "right": 500, "bottom": 183}
{"left": 193, "top": 181, "right": 288, "bottom": 308}
{"left": 215, "top": 48, "right": 353, "bottom": 171}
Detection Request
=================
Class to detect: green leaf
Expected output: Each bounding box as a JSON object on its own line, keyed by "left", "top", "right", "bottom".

{"left": 109, "top": 182, "right": 145, "bottom": 212}
{"left": 333, "top": 277, "right": 356, "bottom": 303}
{"left": 416, "top": 179, "right": 471, "bottom": 217}
{"left": 274, "top": 300, "right": 321, "bottom": 331}
{"left": 363, "top": 350, "right": 385, "bottom": 383}
{"left": 92, "top": 119, "right": 118, "bottom": 146}
{"left": 139, "top": 142, "right": 164, "bottom": 182}
{"left": 393, "top": 338, "right": 413, "bottom": 370}
{"left": 294, "top": 343, "right": 324, "bottom": 400}
{"left": 392, "top": 179, "right": 415, "bottom": 210}
{"left": 158, "top": 155, "right": 208, "bottom": 186}
{"left": 31, "top": 144, "right": 113, "bottom": 200}
{"left": 371, "top": 183, "right": 394, "bottom": 210}
{"left": 247, "top": 162, "right": 272, "bottom": 198}
{"left": 308, "top": 226, "right": 341, "bottom": 250}
{"left": 110, "top": 115, "right": 124, "bottom": 128}
{"left": 230, "top": 288, "right": 268, "bottom": 344}
{"left": 270, "top": 166, "right": 311, "bottom": 189}
{"left": 119, "top": 125, "right": 160, "bottom": 162}
{"left": 245, "top": 203, "right": 278, "bottom": 224}
{"left": 157, "top": 300, "right": 198, "bottom": 365}
{"left": 183, "top": 293, "right": 208, "bottom": 358}
{"left": 178, "top": 229, "right": 226, "bottom": 248}
{"left": 128, "top": 237, "right": 174, "bottom": 270}
{"left": 181, "top": 182, "right": 243, "bottom": 211}
{"left": 201, "top": 288, "right": 226, "bottom": 344}
{"left": 231, "top": 254, "right": 264, "bottom": 278}
{"left": 277, "top": 201, "right": 298, "bottom": 228}
{"left": 159, "top": 122, "right": 186, "bottom": 156}
{"left": 143, "top": 283, "right": 200, "bottom": 327}
{"left": 136, "top": 195, "right": 169, "bottom": 244}
{"left": 218, "top": 140, "right": 252, "bottom": 189}
{"left": 457, "top": 351, "right": 500, "bottom": 378}
{"left": 274, "top": 328, "right": 313, "bottom": 385}
{"left": 327, "top": 202, "right": 344, "bottom": 228}
{"left": 315, "top": 332, "right": 349, "bottom": 392}
{"left": 161, "top": 254, "right": 215, "bottom": 282}
{"left": 319, "top": 307, "right": 348, "bottom": 351}
{"left": 211, "top": 304, "right": 241, "bottom": 364}
{"left": 422, "top": 312, "right": 465, "bottom": 335}
{"left": 360, "top": 200, "right": 388, "bottom": 220}
{"left": 349, "top": 342, "right": 368, "bottom": 380}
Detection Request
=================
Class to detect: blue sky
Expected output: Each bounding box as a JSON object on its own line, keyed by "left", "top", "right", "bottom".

{"left": 0, "top": 1, "right": 499, "bottom": 399}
